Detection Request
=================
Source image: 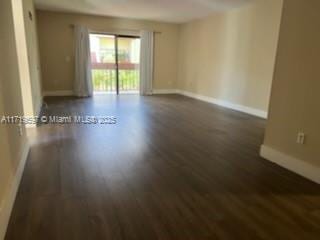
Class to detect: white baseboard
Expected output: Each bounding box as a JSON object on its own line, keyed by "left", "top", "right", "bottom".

{"left": 153, "top": 89, "right": 179, "bottom": 94}
{"left": 152, "top": 89, "right": 267, "bottom": 118}
{"left": 260, "top": 145, "right": 320, "bottom": 184}
{"left": 178, "top": 90, "right": 268, "bottom": 119}
{"left": 43, "top": 90, "right": 74, "bottom": 97}
{"left": 42, "top": 88, "right": 268, "bottom": 118}
{"left": 0, "top": 141, "right": 30, "bottom": 240}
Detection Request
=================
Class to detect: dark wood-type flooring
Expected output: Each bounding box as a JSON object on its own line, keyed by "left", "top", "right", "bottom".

{"left": 5, "top": 94, "right": 320, "bottom": 240}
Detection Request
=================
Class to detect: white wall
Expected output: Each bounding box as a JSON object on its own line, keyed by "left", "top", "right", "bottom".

{"left": 177, "top": 0, "right": 283, "bottom": 114}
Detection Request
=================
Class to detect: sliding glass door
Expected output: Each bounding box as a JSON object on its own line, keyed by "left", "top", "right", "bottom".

{"left": 90, "top": 34, "right": 116, "bottom": 93}
{"left": 117, "top": 36, "right": 140, "bottom": 94}
{"left": 89, "top": 33, "right": 140, "bottom": 94}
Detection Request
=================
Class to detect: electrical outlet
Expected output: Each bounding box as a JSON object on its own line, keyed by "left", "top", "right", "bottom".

{"left": 296, "top": 132, "right": 306, "bottom": 145}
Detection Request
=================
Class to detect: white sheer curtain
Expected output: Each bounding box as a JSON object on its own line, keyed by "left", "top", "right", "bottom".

{"left": 74, "top": 25, "right": 93, "bottom": 97}
{"left": 140, "top": 30, "right": 154, "bottom": 95}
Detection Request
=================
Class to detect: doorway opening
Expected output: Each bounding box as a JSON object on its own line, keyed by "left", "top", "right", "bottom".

{"left": 89, "top": 33, "right": 141, "bottom": 94}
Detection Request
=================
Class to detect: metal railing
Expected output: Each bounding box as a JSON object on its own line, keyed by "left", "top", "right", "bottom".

{"left": 91, "top": 63, "right": 140, "bottom": 93}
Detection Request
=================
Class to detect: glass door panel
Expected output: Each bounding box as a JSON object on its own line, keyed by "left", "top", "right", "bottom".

{"left": 90, "top": 34, "right": 140, "bottom": 95}
{"left": 117, "top": 37, "right": 140, "bottom": 94}
{"left": 90, "top": 34, "right": 117, "bottom": 94}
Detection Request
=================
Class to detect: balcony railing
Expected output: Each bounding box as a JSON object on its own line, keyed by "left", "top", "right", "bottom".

{"left": 91, "top": 62, "right": 139, "bottom": 93}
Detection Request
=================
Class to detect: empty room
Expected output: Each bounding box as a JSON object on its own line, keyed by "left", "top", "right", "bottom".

{"left": 1, "top": 0, "right": 320, "bottom": 239}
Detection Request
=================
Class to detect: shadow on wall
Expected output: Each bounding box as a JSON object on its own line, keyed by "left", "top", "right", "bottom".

{"left": 218, "top": 7, "right": 253, "bottom": 103}
{"left": 178, "top": 0, "right": 283, "bottom": 112}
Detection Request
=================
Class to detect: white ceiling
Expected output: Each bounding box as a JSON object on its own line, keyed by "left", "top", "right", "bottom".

{"left": 34, "top": 0, "right": 253, "bottom": 23}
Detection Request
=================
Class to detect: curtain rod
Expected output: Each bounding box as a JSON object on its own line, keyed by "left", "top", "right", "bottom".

{"left": 69, "top": 24, "right": 162, "bottom": 34}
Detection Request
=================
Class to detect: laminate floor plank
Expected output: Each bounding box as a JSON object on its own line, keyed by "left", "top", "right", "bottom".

{"left": 5, "top": 94, "right": 320, "bottom": 240}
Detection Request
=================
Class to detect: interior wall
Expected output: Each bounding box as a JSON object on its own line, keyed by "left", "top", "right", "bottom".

{"left": 36, "top": 10, "right": 180, "bottom": 93}
{"left": 23, "top": 0, "right": 43, "bottom": 115}
{"left": 263, "top": 0, "right": 320, "bottom": 167}
{"left": 0, "top": 0, "right": 28, "bottom": 238}
{"left": 177, "top": 0, "right": 283, "bottom": 113}
{"left": 11, "top": 0, "right": 42, "bottom": 117}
